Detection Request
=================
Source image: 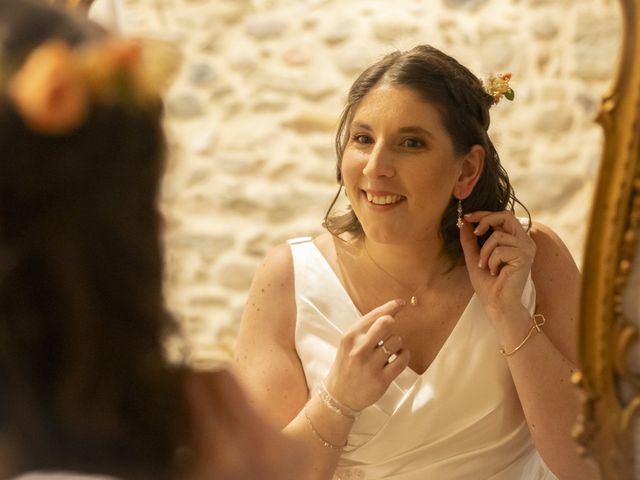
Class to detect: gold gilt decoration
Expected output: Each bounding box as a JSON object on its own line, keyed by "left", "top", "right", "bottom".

{"left": 573, "top": 0, "right": 640, "bottom": 478}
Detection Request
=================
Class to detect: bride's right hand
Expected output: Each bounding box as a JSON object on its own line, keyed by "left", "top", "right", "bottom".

{"left": 325, "top": 299, "right": 410, "bottom": 412}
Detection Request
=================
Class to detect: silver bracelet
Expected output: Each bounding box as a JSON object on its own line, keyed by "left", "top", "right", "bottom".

{"left": 316, "top": 380, "right": 361, "bottom": 418}
{"left": 303, "top": 405, "right": 345, "bottom": 451}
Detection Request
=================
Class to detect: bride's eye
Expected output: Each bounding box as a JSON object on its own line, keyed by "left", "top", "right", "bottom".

{"left": 401, "top": 138, "right": 424, "bottom": 148}
{"left": 352, "top": 134, "right": 373, "bottom": 144}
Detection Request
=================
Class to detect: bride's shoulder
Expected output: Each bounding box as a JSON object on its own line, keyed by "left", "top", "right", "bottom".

{"left": 314, "top": 231, "right": 361, "bottom": 267}
{"left": 529, "top": 222, "right": 576, "bottom": 266}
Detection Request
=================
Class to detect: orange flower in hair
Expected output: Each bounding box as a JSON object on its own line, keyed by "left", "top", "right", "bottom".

{"left": 3, "top": 36, "right": 182, "bottom": 136}
{"left": 9, "top": 40, "right": 89, "bottom": 135}
{"left": 82, "top": 39, "right": 152, "bottom": 105}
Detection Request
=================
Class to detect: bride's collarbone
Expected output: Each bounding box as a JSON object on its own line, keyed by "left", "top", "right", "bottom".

{"left": 356, "top": 280, "right": 472, "bottom": 322}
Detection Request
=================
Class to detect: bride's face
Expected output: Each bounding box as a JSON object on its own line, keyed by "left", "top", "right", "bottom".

{"left": 341, "top": 84, "right": 464, "bottom": 244}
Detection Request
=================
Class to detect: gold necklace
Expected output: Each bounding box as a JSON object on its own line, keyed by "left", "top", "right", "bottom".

{"left": 362, "top": 241, "right": 427, "bottom": 306}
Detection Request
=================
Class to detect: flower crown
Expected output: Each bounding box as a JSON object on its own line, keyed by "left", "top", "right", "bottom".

{"left": 482, "top": 72, "right": 514, "bottom": 104}
{"left": 0, "top": 37, "right": 182, "bottom": 136}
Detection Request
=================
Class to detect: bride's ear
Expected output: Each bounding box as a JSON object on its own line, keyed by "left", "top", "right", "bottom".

{"left": 454, "top": 144, "right": 485, "bottom": 199}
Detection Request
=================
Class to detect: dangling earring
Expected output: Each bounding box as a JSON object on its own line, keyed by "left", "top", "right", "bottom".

{"left": 456, "top": 199, "right": 464, "bottom": 229}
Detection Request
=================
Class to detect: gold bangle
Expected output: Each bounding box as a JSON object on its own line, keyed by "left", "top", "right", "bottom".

{"left": 500, "top": 314, "right": 546, "bottom": 357}
{"left": 303, "top": 405, "right": 345, "bottom": 451}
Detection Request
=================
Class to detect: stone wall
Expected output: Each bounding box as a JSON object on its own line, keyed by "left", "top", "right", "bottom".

{"left": 112, "top": 0, "right": 621, "bottom": 363}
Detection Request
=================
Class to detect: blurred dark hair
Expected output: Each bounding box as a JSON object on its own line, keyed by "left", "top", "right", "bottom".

{"left": 324, "top": 44, "right": 529, "bottom": 263}
{"left": 0, "top": 0, "right": 186, "bottom": 478}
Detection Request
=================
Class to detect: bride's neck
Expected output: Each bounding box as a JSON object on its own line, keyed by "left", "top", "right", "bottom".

{"left": 359, "top": 236, "right": 451, "bottom": 285}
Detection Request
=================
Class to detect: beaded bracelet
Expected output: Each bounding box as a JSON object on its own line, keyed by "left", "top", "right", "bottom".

{"left": 303, "top": 405, "right": 345, "bottom": 451}
{"left": 500, "top": 313, "right": 546, "bottom": 357}
{"left": 316, "top": 380, "right": 361, "bottom": 419}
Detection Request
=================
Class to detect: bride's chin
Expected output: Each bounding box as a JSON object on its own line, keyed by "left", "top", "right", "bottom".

{"left": 360, "top": 226, "right": 404, "bottom": 245}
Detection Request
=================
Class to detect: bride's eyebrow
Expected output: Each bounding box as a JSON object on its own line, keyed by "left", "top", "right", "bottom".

{"left": 397, "top": 126, "right": 434, "bottom": 139}
{"left": 350, "top": 122, "right": 434, "bottom": 139}
{"left": 350, "top": 121, "right": 373, "bottom": 132}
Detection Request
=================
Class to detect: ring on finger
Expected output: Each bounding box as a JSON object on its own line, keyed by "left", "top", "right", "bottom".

{"left": 377, "top": 339, "right": 393, "bottom": 356}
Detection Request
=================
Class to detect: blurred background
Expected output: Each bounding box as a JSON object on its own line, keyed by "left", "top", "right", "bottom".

{"left": 91, "top": 0, "right": 621, "bottom": 364}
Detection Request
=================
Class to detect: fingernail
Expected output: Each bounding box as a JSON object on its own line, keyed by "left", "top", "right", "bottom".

{"left": 473, "top": 228, "right": 480, "bottom": 235}
{"left": 477, "top": 261, "right": 483, "bottom": 268}
{"left": 397, "top": 299, "right": 406, "bottom": 306}
{"left": 463, "top": 213, "right": 472, "bottom": 219}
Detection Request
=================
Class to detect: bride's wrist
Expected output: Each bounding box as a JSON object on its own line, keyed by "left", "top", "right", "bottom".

{"left": 302, "top": 396, "right": 355, "bottom": 451}
{"left": 484, "top": 302, "right": 529, "bottom": 323}
{"left": 315, "top": 380, "right": 362, "bottom": 419}
{"left": 324, "top": 375, "right": 362, "bottom": 412}
{"left": 486, "top": 306, "right": 537, "bottom": 344}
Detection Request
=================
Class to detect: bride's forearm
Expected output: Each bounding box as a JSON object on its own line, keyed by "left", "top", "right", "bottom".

{"left": 491, "top": 307, "right": 599, "bottom": 480}
{"left": 282, "top": 395, "right": 354, "bottom": 480}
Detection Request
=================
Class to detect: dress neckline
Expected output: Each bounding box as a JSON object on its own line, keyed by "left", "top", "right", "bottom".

{"left": 306, "top": 240, "right": 477, "bottom": 380}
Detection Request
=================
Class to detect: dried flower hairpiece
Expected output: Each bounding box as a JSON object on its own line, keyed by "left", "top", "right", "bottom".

{"left": 482, "top": 72, "right": 514, "bottom": 105}
{"left": 2, "top": 36, "right": 182, "bottom": 136}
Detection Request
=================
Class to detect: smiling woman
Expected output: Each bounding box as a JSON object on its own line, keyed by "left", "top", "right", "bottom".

{"left": 234, "top": 43, "right": 600, "bottom": 480}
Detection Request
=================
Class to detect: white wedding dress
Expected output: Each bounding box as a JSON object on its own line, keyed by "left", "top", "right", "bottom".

{"left": 289, "top": 237, "right": 558, "bottom": 480}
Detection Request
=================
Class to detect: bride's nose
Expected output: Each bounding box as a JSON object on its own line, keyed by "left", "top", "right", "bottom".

{"left": 362, "top": 143, "right": 395, "bottom": 179}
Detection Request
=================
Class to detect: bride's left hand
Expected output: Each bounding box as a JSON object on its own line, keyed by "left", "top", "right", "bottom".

{"left": 459, "top": 210, "right": 536, "bottom": 316}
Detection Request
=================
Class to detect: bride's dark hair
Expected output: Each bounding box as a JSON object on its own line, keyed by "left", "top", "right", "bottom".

{"left": 0, "top": 1, "right": 186, "bottom": 477}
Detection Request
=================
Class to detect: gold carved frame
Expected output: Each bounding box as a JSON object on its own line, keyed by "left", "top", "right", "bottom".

{"left": 574, "top": 0, "right": 640, "bottom": 478}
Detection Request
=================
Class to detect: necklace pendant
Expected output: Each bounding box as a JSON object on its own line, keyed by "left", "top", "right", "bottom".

{"left": 410, "top": 295, "right": 418, "bottom": 306}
